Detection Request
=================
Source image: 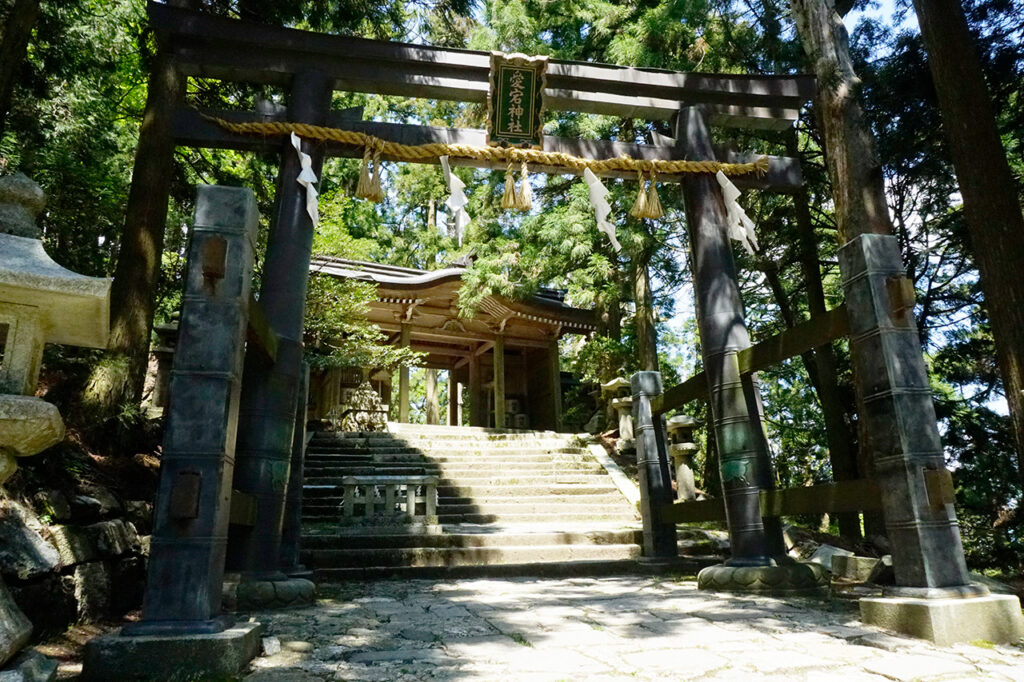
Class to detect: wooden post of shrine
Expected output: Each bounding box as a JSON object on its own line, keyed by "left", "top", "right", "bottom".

{"left": 548, "top": 339, "right": 563, "bottom": 432}
{"left": 493, "top": 333, "right": 506, "bottom": 428}
{"left": 448, "top": 369, "right": 461, "bottom": 426}
{"left": 469, "top": 353, "right": 483, "bottom": 427}
{"left": 398, "top": 323, "right": 411, "bottom": 423}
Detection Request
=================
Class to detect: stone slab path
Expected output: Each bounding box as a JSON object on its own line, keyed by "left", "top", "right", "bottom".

{"left": 244, "top": 576, "right": 1024, "bottom": 681}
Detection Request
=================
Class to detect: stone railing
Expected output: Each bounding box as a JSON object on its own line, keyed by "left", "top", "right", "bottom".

{"left": 341, "top": 475, "right": 438, "bottom": 523}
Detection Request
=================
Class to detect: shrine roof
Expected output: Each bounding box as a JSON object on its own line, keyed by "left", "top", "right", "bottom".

{"left": 309, "top": 256, "right": 595, "bottom": 356}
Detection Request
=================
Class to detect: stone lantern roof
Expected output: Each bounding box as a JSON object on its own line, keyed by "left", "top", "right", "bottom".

{"left": 0, "top": 174, "right": 111, "bottom": 350}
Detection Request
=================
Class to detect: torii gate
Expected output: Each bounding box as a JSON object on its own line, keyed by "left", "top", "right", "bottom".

{"left": 83, "top": 3, "right": 1016, "bottom": 680}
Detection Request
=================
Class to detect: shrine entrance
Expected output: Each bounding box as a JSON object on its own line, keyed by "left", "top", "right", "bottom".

{"left": 83, "top": 3, "right": 998, "bottom": 679}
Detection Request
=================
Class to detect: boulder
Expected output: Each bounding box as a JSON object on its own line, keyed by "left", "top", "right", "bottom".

{"left": 0, "top": 502, "right": 60, "bottom": 581}
{"left": 807, "top": 544, "right": 854, "bottom": 571}
{"left": 0, "top": 580, "right": 30, "bottom": 668}
{"left": 72, "top": 485, "right": 120, "bottom": 518}
{"left": 0, "top": 650, "right": 58, "bottom": 682}
{"left": 45, "top": 526, "right": 96, "bottom": 567}
{"left": 84, "top": 520, "right": 139, "bottom": 558}
{"left": 9, "top": 576, "right": 75, "bottom": 637}
{"left": 73, "top": 562, "right": 111, "bottom": 623}
{"left": 123, "top": 500, "right": 153, "bottom": 534}
{"left": 30, "top": 492, "right": 70, "bottom": 524}
{"left": 0, "top": 397, "right": 64, "bottom": 460}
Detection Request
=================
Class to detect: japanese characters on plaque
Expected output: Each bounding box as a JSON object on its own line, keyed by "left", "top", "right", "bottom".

{"left": 487, "top": 52, "right": 548, "bottom": 149}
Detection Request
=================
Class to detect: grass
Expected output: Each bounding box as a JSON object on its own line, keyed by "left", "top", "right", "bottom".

{"left": 508, "top": 632, "right": 532, "bottom": 647}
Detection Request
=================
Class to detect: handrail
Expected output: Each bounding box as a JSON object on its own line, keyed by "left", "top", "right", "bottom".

{"left": 659, "top": 478, "right": 882, "bottom": 524}
{"left": 653, "top": 304, "right": 850, "bottom": 416}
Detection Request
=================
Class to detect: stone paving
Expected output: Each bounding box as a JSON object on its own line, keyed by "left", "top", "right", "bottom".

{"left": 243, "top": 576, "right": 1024, "bottom": 681}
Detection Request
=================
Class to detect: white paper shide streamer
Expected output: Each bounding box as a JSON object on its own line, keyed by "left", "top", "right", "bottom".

{"left": 583, "top": 168, "right": 621, "bottom": 252}
{"left": 440, "top": 156, "right": 471, "bottom": 244}
{"left": 290, "top": 132, "right": 319, "bottom": 228}
{"left": 716, "top": 170, "right": 758, "bottom": 255}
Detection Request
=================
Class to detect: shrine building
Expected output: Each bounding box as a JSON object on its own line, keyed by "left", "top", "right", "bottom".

{"left": 306, "top": 256, "right": 596, "bottom": 431}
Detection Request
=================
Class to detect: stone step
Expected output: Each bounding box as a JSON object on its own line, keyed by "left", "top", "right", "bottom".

{"left": 379, "top": 440, "right": 583, "bottom": 450}
{"left": 313, "top": 556, "right": 718, "bottom": 581}
{"left": 301, "top": 543, "right": 642, "bottom": 568}
{"left": 307, "top": 445, "right": 409, "bottom": 454}
{"left": 304, "top": 459, "right": 601, "bottom": 472}
{"left": 300, "top": 498, "right": 634, "bottom": 516}
{"left": 300, "top": 529, "right": 642, "bottom": 550}
{"left": 435, "top": 483, "right": 620, "bottom": 497}
{"left": 300, "top": 510, "right": 637, "bottom": 524}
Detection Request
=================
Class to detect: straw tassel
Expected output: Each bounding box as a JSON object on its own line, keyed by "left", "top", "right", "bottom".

{"left": 629, "top": 169, "right": 649, "bottom": 219}
{"left": 355, "top": 145, "right": 373, "bottom": 199}
{"left": 501, "top": 162, "right": 517, "bottom": 210}
{"left": 367, "top": 147, "right": 384, "bottom": 203}
{"left": 515, "top": 160, "right": 532, "bottom": 211}
{"left": 645, "top": 170, "right": 664, "bottom": 220}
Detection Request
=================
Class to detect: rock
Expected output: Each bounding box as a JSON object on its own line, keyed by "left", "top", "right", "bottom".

{"left": 30, "top": 492, "right": 70, "bottom": 523}
{"left": 969, "top": 571, "right": 1017, "bottom": 595}
{"left": 8, "top": 575, "right": 75, "bottom": 637}
{"left": 73, "top": 562, "right": 111, "bottom": 623}
{"left": 261, "top": 637, "right": 281, "bottom": 656}
{"left": 0, "top": 580, "right": 31, "bottom": 668}
{"left": 0, "top": 397, "right": 64, "bottom": 459}
{"left": 867, "top": 554, "right": 895, "bottom": 585}
{"left": 830, "top": 555, "right": 880, "bottom": 583}
{"left": 806, "top": 544, "right": 854, "bottom": 571}
{"left": 584, "top": 412, "right": 603, "bottom": 434}
{"left": 74, "top": 486, "right": 120, "bottom": 518}
{"left": 69, "top": 496, "right": 102, "bottom": 521}
{"left": 123, "top": 500, "right": 153, "bottom": 534}
{"left": 85, "top": 520, "right": 139, "bottom": 558}
{"left": 0, "top": 650, "right": 58, "bottom": 682}
{"left": 0, "top": 502, "right": 60, "bottom": 581}
{"left": 70, "top": 488, "right": 121, "bottom": 522}
{"left": 45, "top": 525, "right": 95, "bottom": 567}
{"left": 0, "top": 174, "right": 45, "bottom": 218}
{"left": 0, "top": 205, "right": 38, "bottom": 240}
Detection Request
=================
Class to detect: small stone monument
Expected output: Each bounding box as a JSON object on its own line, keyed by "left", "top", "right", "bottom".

{"left": 666, "top": 414, "right": 700, "bottom": 501}
{"left": 601, "top": 376, "right": 633, "bottom": 452}
{"left": 0, "top": 173, "right": 110, "bottom": 676}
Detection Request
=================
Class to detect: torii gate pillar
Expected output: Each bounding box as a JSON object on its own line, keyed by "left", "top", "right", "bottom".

{"left": 677, "top": 105, "right": 823, "bottom": 591}
{"left": 225, "top": 69, "right": 330, "bottom": 608}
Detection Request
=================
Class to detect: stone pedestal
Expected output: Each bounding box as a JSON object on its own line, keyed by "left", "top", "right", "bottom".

{"left": 610, "top": 396, "right": 634, "bottom": 452}
{"left": 666, "top": 414, "right": 700, "bottom": 501}
{"left": 860, "top": 593, "right": 1024, "bottom": 645}
{"left": 82, "top": 622, "right": 261, "bottom": 681}
{"left": 668, "top": 443, "right": 697, "bottom": 501}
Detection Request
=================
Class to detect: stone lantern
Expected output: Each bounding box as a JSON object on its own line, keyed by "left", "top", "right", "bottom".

{"left": 0, "top": 173, "right": 111, "bottom": 482}
{"left": 666, "top": 414, "right": 701, "bottom": 501}
{"left": 601, "top": 376, "right": 633, "bottom": 452}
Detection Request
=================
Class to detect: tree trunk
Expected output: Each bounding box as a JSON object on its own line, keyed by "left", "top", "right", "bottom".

{"left": 0, "top": 0, "right": 41, "bottom": 139}
{"left": 911, "top": 0, "right": 1024, "bottom": 485}
{"left": 790, "top": 0, "right": 892, "bottom": 244}
{"left": 790, "top": 0, "right": 900, "bottom": 539}
{"left": 81, "top": 49, "right": 182, "bottom": 420}
{"left": 633, "top": 250, "right": 659, "bottom": 372}
{"left": 788, "top": 132, "right": 862, "bottom": 538}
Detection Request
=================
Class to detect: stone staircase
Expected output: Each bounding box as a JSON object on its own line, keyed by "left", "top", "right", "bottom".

{"left": 300, "top": 423, "right": 719, "bottom": 579}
